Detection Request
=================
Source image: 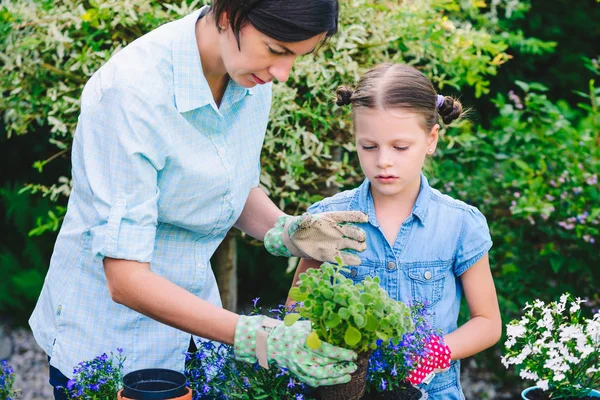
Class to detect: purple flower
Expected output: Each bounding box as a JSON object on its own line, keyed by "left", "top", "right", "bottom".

{"left": 252, "top": 297, "right": 260, "bottom": 307}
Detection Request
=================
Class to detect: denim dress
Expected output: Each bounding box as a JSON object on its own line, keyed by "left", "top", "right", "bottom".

{"left": 307, "top": 174, "right": 493, "bottom": 399}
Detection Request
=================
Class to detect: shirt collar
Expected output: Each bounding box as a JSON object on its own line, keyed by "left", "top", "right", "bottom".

{"left": 352, "top": 172, "right": 431, "bottom": 227}
{"left": 172, "top": 7, "right": 253, "bottom": 113}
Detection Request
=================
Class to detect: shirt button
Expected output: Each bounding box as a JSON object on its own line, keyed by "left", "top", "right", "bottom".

{"left": 424, "top": 271, "right": 432, "bottom": 280}
{"left": 387, "top": 262, "right": 395, "bottom": 270}
{"left": 350, "top": 268, "right": 358, "bottom": 277}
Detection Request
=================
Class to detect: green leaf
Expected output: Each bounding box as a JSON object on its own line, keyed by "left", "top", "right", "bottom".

{"left": 306, "top": 330, "right": 322, "bottom": 350}
{"left": 289, "top": 287, "right": 307, "bottom": 302}
{"left": 325, "top": 314, "right": 342, "bottom": 328}
{"left": 344, "top": 325, "right": 361, "bottom": 347}
{"left": 283, "top": 313, "right": 301, "bottom": 326}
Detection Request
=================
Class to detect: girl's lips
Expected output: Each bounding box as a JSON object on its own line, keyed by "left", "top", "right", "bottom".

{"left": 251, "top": 74, "right": 266, "bottom": 85}
{"left": 376, "top": 175, "right": 398, "bottom": 183}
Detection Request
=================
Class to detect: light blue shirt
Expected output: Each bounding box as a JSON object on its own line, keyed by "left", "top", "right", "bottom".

{"left": 29, "top": 7, "right": 272, "bottom": 377}
{"left": 307, "top": 174, "right": 493, "bottom": 400}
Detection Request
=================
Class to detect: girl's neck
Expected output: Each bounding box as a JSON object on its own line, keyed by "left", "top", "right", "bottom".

{"left": 371, "top": 176, "right": 422, "bottom": 246}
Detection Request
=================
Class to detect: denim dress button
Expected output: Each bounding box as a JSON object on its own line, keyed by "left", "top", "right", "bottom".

{"left": 424, "top": 271, "right": 432, "bottom": 280}
{"left": 387, "top": 262, "right": 395, "bottom": 270}
{"left": 350, "top": 268, "right": 358, "bottom": 277}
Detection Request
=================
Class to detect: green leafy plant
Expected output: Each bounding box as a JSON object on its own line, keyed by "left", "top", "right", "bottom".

{"left": 502, "top": 293, "right": 600, "bottom": 399}
{"left": 285, "top": 259, "right": 414, "bottom": 354}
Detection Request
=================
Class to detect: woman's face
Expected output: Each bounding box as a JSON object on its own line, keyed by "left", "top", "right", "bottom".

{"left": 355, "top": 108, "right": 439, "bottom": 201}
{"left": 218, "top": 18, "right": 324, "bottom": 88}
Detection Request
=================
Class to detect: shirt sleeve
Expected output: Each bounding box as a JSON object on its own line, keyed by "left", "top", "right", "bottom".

{"left": 306, "top": 200, "right": 326, "bottom": 214}
{"left": 75, "top": 84, "right": 166, "bottom": 263}
{"left": 453, "top": 206, "right": 493, "bottom": 276}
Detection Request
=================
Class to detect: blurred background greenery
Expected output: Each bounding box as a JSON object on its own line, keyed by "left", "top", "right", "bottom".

{"left": 1, "top": 0, "right": 599, "bottom": 396}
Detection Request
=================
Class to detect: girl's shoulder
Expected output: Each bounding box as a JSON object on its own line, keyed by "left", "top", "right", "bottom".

{"left": 307, "top": 188, "right": 361, "bottom": 214}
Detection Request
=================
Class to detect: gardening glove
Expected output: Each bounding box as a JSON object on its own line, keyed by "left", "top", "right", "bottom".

{"left": 234, "top": 315, "right": 357, "bottom": 387}
{"left": 264, "top": 211, "right": 368, "bottom": 266}
{"left": 407, "top": 335, "right": 452, "bottom": 385}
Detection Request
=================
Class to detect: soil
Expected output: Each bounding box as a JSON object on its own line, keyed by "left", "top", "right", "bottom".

{"left": 361, "top": 383, "right": 422, "bottom": 400}
{"left": 524, "top": 388, "right": 596, "bottom": 400}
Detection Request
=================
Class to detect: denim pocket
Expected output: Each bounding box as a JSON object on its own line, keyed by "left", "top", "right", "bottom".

{"left": 405, "top": 262, "right": 451, "bottom": 309}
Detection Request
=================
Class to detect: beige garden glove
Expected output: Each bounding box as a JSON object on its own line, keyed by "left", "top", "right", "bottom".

{"left": 234, "top": 315, "right": 357, "bottom": 387}
{"left": 264, "top": 211, "right": 368, "bottom": 266}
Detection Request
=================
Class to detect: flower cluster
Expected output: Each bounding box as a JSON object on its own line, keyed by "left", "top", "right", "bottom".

{"left": 502, "top": 293, "right": 600, "bottom": 398}
{"left": 61, "top": 349, "right": 125, "bottom": 399}
{"left": 1, "top": 360, "right": 18, "bottom": 400}
{"left": 185, "top": 302, "right": 314, "bottom": 400}
{"left": 366, "top": 302, "right": 437, "bottom": 396}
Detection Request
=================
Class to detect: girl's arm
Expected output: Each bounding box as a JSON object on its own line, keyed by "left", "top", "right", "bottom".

{"left": 443, "top": 253, "right": 502, "bottom": 360}
{"left": 285, "top": 258, "right": 322, "bottom": 308}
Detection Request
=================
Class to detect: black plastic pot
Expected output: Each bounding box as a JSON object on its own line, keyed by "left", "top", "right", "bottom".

{"left": 118, "top": 368, "right": 191, "bottom": 400}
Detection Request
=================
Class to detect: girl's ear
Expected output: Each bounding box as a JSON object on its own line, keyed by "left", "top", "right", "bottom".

{"left": 427, "top": 124, "right": 440, "bottom": 154}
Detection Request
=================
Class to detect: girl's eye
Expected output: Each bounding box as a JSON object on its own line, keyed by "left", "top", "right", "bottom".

{"left": 268, "top": 47, "right": 285, "bottom": 55}
{"left": 394, "top": 146, "right": 409, "bottom": 151}
{"left": 362, "top": 146, "right": 376, "bottom": 151}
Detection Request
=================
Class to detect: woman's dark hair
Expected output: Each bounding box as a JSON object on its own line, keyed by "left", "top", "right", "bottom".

{"left": 335, "top": 64, "right": 464, "bottom": 130}
{"left": 210, "top": 0, "right": 338, "bottom": 46}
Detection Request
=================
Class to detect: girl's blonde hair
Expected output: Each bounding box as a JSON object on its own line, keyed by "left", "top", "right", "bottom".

{"left": 336, "top": 63, "right": 463, "bottom": 131}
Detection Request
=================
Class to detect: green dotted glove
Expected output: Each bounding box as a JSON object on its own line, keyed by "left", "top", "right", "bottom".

{"left": 264, "top": 211, "right": 368, "bottom": 266}
{"left": 234, "top": 315, "right": 357, "bottom": 387}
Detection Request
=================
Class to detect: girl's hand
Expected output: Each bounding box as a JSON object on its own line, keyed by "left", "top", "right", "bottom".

{"left": 407, "top": 335, "right": 451, "bottom": 385}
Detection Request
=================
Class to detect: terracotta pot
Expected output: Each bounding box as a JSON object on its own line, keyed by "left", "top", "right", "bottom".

{"left": 117, "top": 368, "right": 192, "bottom": 400}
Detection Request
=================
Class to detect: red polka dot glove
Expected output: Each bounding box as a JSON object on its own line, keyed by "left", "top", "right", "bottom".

{"left": 407, "top": 335, "right": 452, "bottom": 385}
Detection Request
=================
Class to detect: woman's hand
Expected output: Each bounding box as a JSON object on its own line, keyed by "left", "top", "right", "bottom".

{"left": 264, "top": 211, "right": 368, "bottom": 265}
{"left": 234, "top": 315, "right": 357, "bottom": 387}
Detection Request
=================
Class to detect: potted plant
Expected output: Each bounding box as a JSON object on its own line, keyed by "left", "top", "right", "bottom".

{"left": 1, "top": 360, "right": 19, "bottom": 399}
{"left": 62, "top": 349, "right": 125, "bottom": 399}
{"left": 502, "top": 293, "right": 600, "bottom": 399}
{"left": 362, "top": 302, "right": 435, "bottom": 400}
{"left": 286, "top": 259, "right": 414, "bottom": 400}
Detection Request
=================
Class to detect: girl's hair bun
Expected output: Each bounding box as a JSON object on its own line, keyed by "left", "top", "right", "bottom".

{"left": 438, "top": 96, "right": 463, "bottom": 125}
{"left": 335, "top": 86, "right": 354, "bottom": 106}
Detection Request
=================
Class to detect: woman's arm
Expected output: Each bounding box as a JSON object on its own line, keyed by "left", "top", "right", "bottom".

{"left": 443, "top": 253, "right": 502, "bottom": 360}
{"left": 104, "top": 257, "right": 239, "bottom": 344}
{"left": 285, "top": 258, "right": 322, "bottom": 308}
{"left": 234, "top": 187, "right": 285, "bottom": 240}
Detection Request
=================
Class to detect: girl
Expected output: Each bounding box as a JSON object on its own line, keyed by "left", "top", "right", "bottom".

{"left": 29, "top": 1, "right": 368, "bottom": 397}
{"left": 289, "top": 63, "right": 502, "bottom": 399}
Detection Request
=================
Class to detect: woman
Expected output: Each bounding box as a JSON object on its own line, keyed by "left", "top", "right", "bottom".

{"left": 29, "top": 1, "right": 368, "bottom": 397}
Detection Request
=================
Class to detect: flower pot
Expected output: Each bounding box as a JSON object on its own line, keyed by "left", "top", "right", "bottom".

{"left": 117, "top": 368, "right": 192, "bottom": 400}
{"left": 522, "top": 387, "right": 600, "bottom": 400}
{"left": 317, "top": 350, "right": 373, "bottom": 400}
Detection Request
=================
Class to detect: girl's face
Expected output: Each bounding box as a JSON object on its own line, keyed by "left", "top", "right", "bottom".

{"left": 355, "top": 108, "right": 439, "bottom": 201}
{"left": 218, "top": 17, "right": 324, "bottom": 88}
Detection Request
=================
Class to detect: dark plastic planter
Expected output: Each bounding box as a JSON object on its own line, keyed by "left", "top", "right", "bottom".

{"left": 117, "top": 368, "right": 192, "bottom": 400}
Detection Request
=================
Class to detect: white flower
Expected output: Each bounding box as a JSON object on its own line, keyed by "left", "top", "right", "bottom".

{"left": 507, "top": 324, "right": 527, "bottom": 338}
{"left": 587, "top": 367, "right": 599, "bottom": 375}
{"left": 537, "top": 380, "right": 549, "bottom": 391}
{"left": 554, "top": 372, "right": 566, "bottom": 382}
{"left": 505, "top": 337, "right": 516, "bottom": 349}
{"left": 520, "top": 369, "right": 539, "bottom": 381}
{"left": 560, "top": 293, "right": 569, "bottom": 305}
{"left": 570, "top": 302, "right": 581, "bottom": 313}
